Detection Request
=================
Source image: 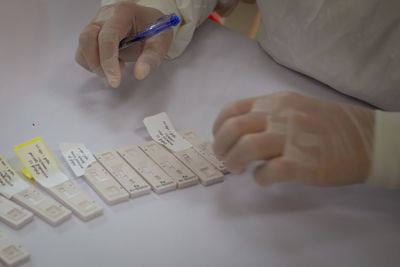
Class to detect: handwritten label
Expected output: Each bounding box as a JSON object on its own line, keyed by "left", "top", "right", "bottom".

{"left": 60, "top": 143, "right": 96, "bottom": 177}
{"left": 0, "top": 155, "right": 29, "bottom": 199}
{"left": 14, "top": 137, "right": 68, "bottom": 188}
{"left": 143, "top": 112, "right": 192, "bottom": 152}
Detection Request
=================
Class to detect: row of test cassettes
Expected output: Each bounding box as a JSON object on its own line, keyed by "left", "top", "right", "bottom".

{"left": 0, "top": 130, "right": 228, "bottom": 266}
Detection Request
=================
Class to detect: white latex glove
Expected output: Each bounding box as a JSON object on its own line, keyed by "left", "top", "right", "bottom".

{"left": 76, "top": 2, "right": 173, "bottom": 88}
{"left": 213, "top": 92, "right": 375, "bottom": 186}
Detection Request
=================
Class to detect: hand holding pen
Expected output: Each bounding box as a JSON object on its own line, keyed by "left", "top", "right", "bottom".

{"left": 76, "top": 2, "right": 180, "bottom": 88}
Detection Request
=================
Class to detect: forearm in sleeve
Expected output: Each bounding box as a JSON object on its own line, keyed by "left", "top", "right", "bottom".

{"left": 367, "top": 111, "right": 400, "bottom": 189}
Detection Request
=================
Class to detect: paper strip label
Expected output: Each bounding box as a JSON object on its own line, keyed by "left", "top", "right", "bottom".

{"left": 14, "top": 137, "right": 68, "bottom": 188}
{"left": 60, "top": 143, "right": 96, "bottom": 177}
{"left": 0, "top": 155, "right": 30, "bottom": 199}
{"left": 143, "top": 112, "right": 192, "bottom": 152}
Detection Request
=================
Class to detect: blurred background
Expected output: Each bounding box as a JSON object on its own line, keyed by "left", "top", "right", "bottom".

{"left": 210, "top": 1, "right": 260, "bottom": 39}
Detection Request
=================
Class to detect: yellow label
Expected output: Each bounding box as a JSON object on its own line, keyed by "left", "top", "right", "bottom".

{"left": 14, "top": 137, "right": 68, "bottom": 188}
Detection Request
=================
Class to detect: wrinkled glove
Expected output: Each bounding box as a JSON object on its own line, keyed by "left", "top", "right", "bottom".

{"left": 213, "top": 92, "right": 375, "bottom": 186}
{"left": 76, "top": 1, "right": 173, "bottom": 87}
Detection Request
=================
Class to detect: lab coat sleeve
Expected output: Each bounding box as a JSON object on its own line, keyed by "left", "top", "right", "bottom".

{"left": 101, "top": 0, "right": 218, "bottom": 59}
{"left": 367, "top": 111, "right": 400, "bottom": 189}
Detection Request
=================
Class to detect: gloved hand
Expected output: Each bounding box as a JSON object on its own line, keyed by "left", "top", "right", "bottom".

{"left": 76, "top": 2, "right": 173, "bottom": 88}
{"left": 213, "top": 92, "right": 375, "bottom": 186}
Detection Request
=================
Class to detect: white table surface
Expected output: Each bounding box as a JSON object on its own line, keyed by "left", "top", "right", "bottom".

{"left": 0, "top": 1, "right": 399, "bottom": 267}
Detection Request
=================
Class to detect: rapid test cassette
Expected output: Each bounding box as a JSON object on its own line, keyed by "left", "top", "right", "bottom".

{"left": 0, "top": 195, "right": 33, "bottom": 230}
{"left": 96, "top": 151, "right": 151, "bottom": 198}
{"left": 139, "top": 141, "right": 199, "bottom": 188}
{"left": 118, "top": 145, "right": 177, "bottom": 194}
{"left": 173, "top": 148, "right": 224, "bottom": 186}
{"left": 180, "top": 129, "right": 228, "bottom": 174}
{"left": 0, "top": 231, "right": 30, "bottom": 267}
{"left": 84, "top": 161, "right": 130, "bottom": 205}
{"left": 0, "top": 155, "right": 71, "bottom": 226}
{"left": 14, "top": 138, "right": 103, "bottom": 221}
{"left": 59, "top": 143, "right": 129, "bottom": 206}
{"left": 142, "top": 113, "right": 224, "bottom": 186}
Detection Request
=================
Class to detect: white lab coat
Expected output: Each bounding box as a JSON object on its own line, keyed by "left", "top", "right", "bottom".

{"left": 102, "top": 0, "right": 400, "bottom": 188}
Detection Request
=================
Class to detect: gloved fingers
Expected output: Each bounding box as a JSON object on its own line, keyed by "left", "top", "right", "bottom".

{"left": 254, "top": 158, "right": 336, "bottom": 187}
{"left": 213, "top": 111, "right": 267, "bottom": 158}
{"left": 224, "top": 132, "right": 285, "bottom": 173}
{"left": 252, "top": 91, "right": 323, "bottom": 116}
{"left": 253, "top": 159, "right": 299, "bottom": 186}
{"left": 98, "top": 13, "right": 132, "bottom": 88}
{"left": 119, "top": 41, "right": 143, "bottom": 62}
{"left": 253, "top": 157, "right": 317, "bottom": 186}
{"left": 119, "top": 58, "right": 125, "bottom": 75}
{"left": 133, "top": 30, "right": 173, "bottom": 80}
{"left": 79, "top": 23, "right": 104, "bottom": 76}
{"left": 282, "top": 111, "right": 371, "bottom": 185}
{"left": 75, "top": 47, "right": 91, "bottom": 72}
{"left": 213, "top": 97, "right": 257, "bottom": 136}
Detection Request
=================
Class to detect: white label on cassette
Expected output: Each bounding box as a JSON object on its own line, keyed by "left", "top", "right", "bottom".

{"left": 60, "top": 143, "right": 96, "bottom": 177}
{"left": 15, "top": 138, "right": 102, "bottom": 221}
{"left": 12, "top": 187, "right": 72, "bottom": 226}
{"left": 0, "top": 231, "right": 30, "bottom": 267}
{"left": 143, "top": 112, "right": 192, "bottom": 152}
{"left": 139, "top": 141, "right": 199, "bottom": 188}
{"left": 0, "top": 195, "right": 33, "bottom": 230}
{"left": 84, "top": 161, "right": 129, "bottom": 205}
{"left": 47, "top": 180, "right": 103, "bottom": 221}
{"left": 96, "top": 151, "right": 151, "bottom": 198}
{"left": 173, "top": 148, "right": 224, "bottom": 186}
{"left": 0, "top": 155, "right": 30, "bottom": 199}
{"left": 180, "top": 130, "right": 229, "bottom": 174}
{"left": 118, "top": 145, "right": 177, "bottom": 194}
{"left": 14, "top": 137, "right": 68, "bottom": 188}
{"left": 0, "top": 155, "right": 71, "bottom": 226}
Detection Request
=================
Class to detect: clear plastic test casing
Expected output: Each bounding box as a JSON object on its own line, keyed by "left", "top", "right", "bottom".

{"left": 139, "top": 141, "right": 199, "bottom": 188}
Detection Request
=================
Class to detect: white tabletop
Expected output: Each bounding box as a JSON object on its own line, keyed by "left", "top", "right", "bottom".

{"left": 0, "top": 1, "right": 399, "bottom": 267}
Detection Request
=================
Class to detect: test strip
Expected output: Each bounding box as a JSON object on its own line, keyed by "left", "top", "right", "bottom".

{"left": 180, "top": 129, "right": 229, "bottom": 174}
{"left": 84, "top": 161, "right": 130, "bottom": 205}
{"left": 14, "top": 137, "right": 103, "bottom": 221}
{"left": 12, "top": 187, "right": 72, "bottom": 226}
{"left": 0, "top": 154, "right": 71, "bottom": 226}
{"left": 0, "top": 196, "right": 33, "bottom": 230}
{"left": 118, "top": 145, "right": 177, "bottom": 194}
{"left": 139, "top": 141, "right": 199, "bottom": 188}
{"left": 0, "top": 231, "right": 30, "bottom": 267}
{"left": 47, "top": 180, "right": 103, "bottom": 221}
{"left": 59, "top": 143, "right": 129, "bottom": 206}
{"left": 173, "top": 148, "right": 224, "bottom": 186}
{"left": 96, "top": 151, "right": 151, "bottom": 198}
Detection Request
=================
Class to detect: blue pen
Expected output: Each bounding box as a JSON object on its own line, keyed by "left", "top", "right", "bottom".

{"left": 119, "top": 13, "right": 180, "bottom": 50}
